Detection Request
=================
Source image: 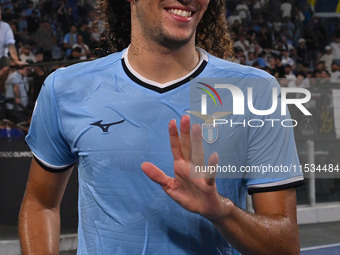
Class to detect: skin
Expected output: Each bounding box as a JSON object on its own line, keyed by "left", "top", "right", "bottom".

{"left": 142, "top": 116, "right": 299, "bottom": 255}
{"left": 8, "top": 44, "right": 25, "bottom": 66}
{"left": 19, "top": 1, "right": 300, "bottom": 254}
{"left": 19, "top": 159, "right": 73, "bottom": 254}
{"left": 128, "top": 0, "right": 208, "bottom": 83}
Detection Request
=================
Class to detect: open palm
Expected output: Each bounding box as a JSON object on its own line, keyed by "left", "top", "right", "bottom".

{"left": 141, "top": 115, "right": 224, "bottom": 219}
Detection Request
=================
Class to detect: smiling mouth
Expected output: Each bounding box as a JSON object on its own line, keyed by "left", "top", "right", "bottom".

{"left": 166, "top": 8, "right": 193, "bottom": 18}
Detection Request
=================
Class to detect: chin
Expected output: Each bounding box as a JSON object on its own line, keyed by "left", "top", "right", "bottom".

{"left": 157, "top": 32, "right": 194, "bottom": 49}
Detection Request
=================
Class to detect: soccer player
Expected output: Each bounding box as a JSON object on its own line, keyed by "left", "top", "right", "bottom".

{"left": 19, "top": 0, "right": 303, "bottom": 254}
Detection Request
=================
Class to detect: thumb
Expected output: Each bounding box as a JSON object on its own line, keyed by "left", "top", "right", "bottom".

{"left": 141, "top": 162, "right": 172, "bottom": 188}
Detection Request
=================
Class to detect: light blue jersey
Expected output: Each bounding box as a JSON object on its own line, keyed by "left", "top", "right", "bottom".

{"left": 26, "top": 48, "right": 303, "bottom": 255}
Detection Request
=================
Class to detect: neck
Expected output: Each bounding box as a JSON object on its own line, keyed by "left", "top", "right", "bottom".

{"left": 127, "top": 38, "right": 199, "bottom": 84}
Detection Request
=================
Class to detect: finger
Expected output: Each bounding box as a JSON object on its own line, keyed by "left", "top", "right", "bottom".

{"left": 180, "top": 115, "right": 191, "bottom": 160}
{"left": 191, "top": 124, "right": 204, "bottom": 166}
{"left": 141, "top": 162, "right": 174, "bottom": 189}
{"left": 206, "top": 152, "right": 219, "bottom": 186}
{"left": 169, "top": 119, "right": 183, "bottom": 160}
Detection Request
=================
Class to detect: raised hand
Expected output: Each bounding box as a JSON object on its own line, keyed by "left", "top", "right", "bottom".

{"left": 141, "top": 115, "right": 226, "bottom": 219}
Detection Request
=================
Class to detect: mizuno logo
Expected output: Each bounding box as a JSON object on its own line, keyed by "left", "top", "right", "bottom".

{"left": 90, "top": 119, "right": 125, "bottom": 132}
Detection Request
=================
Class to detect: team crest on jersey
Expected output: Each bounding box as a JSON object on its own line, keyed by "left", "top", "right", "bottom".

{"left": 186, "top": 111, "right": 232, "bottom": 144}
{"left": 201, "top": 124, "right": 219, "bottom": 144}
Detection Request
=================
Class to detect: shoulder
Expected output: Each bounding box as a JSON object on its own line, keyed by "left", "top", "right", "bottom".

{"left": 205, "top": 53, "right": 279, "bottom": 92}
{"left": 44, "top": 51, "right": 124, "bottom": 94}
{"left": 7, "top": 71, "right": 20, "bottom": 81}
{"left": 0, "top": 21, "right": 11, "bottom": 31}
{"left": 207, "top": 53, "right": 274, "bottom": 79}
{"left": 0, "top": 21, "right": 9, "bottom": 27}
{"left": 5, "top": 74, "right": 19, "bottom": 86}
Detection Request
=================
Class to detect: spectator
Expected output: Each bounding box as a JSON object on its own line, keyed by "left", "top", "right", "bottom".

{"left": 302, "top": 63, "right": 311, "bottom": 77}
{"left": 11, "top": 0, "right": 22, "bottom": 15}
{"left": 67, "top": 46, "right": 81, "bottom": 60}
{"left": 304, "top": 17, "right": 324, "bottom": 68}
{"left": 0, "top": 8, "right": 24, "bottom": 70}
{"left": 296, "top": 38, "right": 306, "bottom": 72}
{"left": 5, "top": 65, "right": 30, "bottom": 111}
{"left": 330, "top": 35, "right": 340, "bottom": 66}
{"left": 247, "top": 30, "right": 258, "bottom": 52}
{"left": 294, "top": 6, "right": 305, "bottom": 40}
{"left": 0, "top": 0, "right": 338, "bottom": 103}
{"left": 314, "top": 69, "right": 331, "bottom": 89}
{"left": 268, "top": 0, "right": 281, "bottom": 22}
{"left": 239, "top": 54, "right": 247, "bottom": 65}
{"left": 283, "top": 64, "right": 296, "bottom": 86}
{"left": 28, "top": 51, "right": 46, "bottom": 102}
{"left": 34, "top": 51, "right": 43, "bottom": 63}
{"left": 281, "top": 49, "right": 294, "bottom": 67}
{"left": 252, "top": 62, "right": 261, "bottom": 69}
{"left": 234, "top": 34, "right": 250, "bottom": 55}
{"left": 256, "top": 51, "right": 268, "bottom": 68}
{"left": 330, "top": 62, "right": 340, "bottom": 84}
{"left": 268, "top": 56, "right": 277, "bottom": 73}
{"left": 258, "top": 26, "right": 273, "bottom": 49}
{"left": 26, "top": 9, "right": 40, "bottom": 35}
{"left": 275, "top": 55, "right": 285, "bottom": 78}
{"left": 263, "top": 66, "right": 271, "bottom": 74}
{"left": 19, "top": 44, "right": 35, "bottom": 63}
{"left": 56, "top": 2, "right": 75, "bottom": 33}
{"left": 320, "top": 46, "right": 334, "bottom": 73}
{"left": 63, "top": 24, "right": 77, "bottom": 57}
{"left": 253, "top": 0, "right": 268, "bottom": 14}
{"left": 272, "top": 17, "right": 282, "bottom": 35}
{"left": 281, "top": 17, "right": 295, "bottom": 46}
{"left": 289, "top": 72, "right": 310, "bottom": 88}
{"left": 228, "top": 10, "right": 242, "bottom": 26}
{"left": 21, "top": 1, "right": 40, "bottom": 18}
{"left": 235, "top": 0, "right": 250, "bottom": 23}
{"left": 72, "top": 34, "right": 90, "bottom": 60}
{"left": 78, "top": 22, "right": 91, "bottom": 46}
{"left": 2, "top": 6, "right": 16, "bottom": 22}
{"left": 281, "top": 0, "right": 292, "bottom": 19}
{"left": 233, "top": 48, "right": 244, "bottom": 64}
{"left": 35, "top": 19, "right": 56, "bottom": 61}
{"left": 246, "top": 51, "right": 256, "bottom": 66}
{"left": 314, "top": 61, "right": 326, "bottom": 74}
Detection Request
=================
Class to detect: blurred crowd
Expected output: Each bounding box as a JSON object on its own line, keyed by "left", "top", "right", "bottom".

{"left": 228, "top": 0, "right": 340, "bottom": 86}
{"left": 0, "top": 0, "right": 340, "bottom": 137}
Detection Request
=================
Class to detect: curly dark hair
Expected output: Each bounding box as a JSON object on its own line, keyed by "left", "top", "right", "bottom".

{"left": 94, "top": 0, "right": 233, "bottom": 59}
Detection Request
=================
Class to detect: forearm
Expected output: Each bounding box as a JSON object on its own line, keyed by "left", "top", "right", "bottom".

{"left": 19, "top": 197, "right": 61, "bottom": 255}
{"left": 208, "top": 198, "right": 299, "bottom": 255}
{"left": 8, "top": 44, "right": 20, "bottom": 63}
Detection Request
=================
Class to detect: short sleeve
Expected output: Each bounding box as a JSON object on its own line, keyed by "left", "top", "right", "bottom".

{"left": 6, "top": 72, "right": 19, "bottom": 85}
{"left": 4, "top": 23, "right": 15, "bottom": 46}
{"left": 25, "top": 72, "right": 77, "bottom": 172}
{"left": 244, "top": 78, "right": 304, "bottom": 194}
{"left": 63, "top": 34, "right": 69, "bottom": 44}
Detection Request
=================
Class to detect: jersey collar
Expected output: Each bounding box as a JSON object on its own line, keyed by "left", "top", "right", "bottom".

{"left": 121, "top": 46, "right": 208, "bottom": 93}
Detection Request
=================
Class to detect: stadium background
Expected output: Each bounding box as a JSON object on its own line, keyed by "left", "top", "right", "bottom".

{"left": 1, "top": 0, "right": 340, "bottom": 254}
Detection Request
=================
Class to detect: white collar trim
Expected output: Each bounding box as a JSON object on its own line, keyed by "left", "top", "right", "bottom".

{"left": 121, "top": 46, "right": 208, "bottom": 89}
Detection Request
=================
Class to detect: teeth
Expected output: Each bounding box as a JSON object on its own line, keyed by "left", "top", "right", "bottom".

{"left": 168, "top": 9, "right": 192, "bottom": 18}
